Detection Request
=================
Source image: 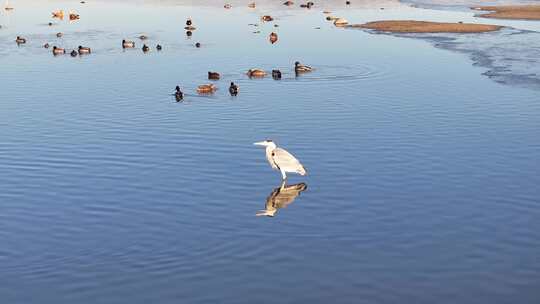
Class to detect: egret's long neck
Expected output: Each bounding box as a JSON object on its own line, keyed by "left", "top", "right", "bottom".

{"left": 265, "top": 143, "right": 276, "bottom": 154}
{"left": 265, "top": 143, "right": 277, "bottom": 167}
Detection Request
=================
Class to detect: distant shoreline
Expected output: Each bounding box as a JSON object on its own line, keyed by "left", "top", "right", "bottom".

{"left": 472, "top": 5, "right": 540, "bottom": 20}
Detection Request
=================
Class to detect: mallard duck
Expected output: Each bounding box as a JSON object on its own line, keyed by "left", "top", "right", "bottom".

{"left": 15, "top": 36, "right": 26, "bottom": 44}
{"left": 269, "top": 32, "right": 278, "bottom": 44}
{"left": 156, "top": 44, "right": 162, "bottom": 51}
{"left": 122, "top": 39, "right": 135, "bottom": 48}
{"left": 56, "top": 32, "right": 63, "bottom": 38}
{"left": 247, "top": 68, "right": 266, "bottom": 77}
{"left": 295, "top": 61, "right": 312, "bottom": 73}
{"left": 334, "top": 18, "right": 348, "bottom": 26}
{"left": 208, "top": 72, "right": 220, "bottom": 80}
{"left": 272, "top": 69, "right": 282, "bottom": 79}
{"left": 70, "top": 50, "right": 78, "bottom": 57}
{"left": 229, "top": 82, "right": 239, "bottom": 96}
{"left": 175, "top": 86, "right": 183, "bottom": 102}
{"left": 195, "top": 42, "right": 201, "bottom": 48}
{"left": 261, "top": 15, "right": 273, "bottom": 22}
{"left": 78, "top": 46, "right": 91, "bottom": 54}
{"left": 197, "top": 84, "right": 217, "bottom": 94}
{"left": 52, "top": 10, "right": 64, "bottom": 18}
{"left": 69, "top": 13, "right": 80, "bottom": 20}
{"left": 186, "top": 19, "right": 192, "bottom": 26}
{"left": 52, "top": 46, "right": 66, "bottom": 55}
{"left": 142, "top": 44, "right": 149, "bottom": 52}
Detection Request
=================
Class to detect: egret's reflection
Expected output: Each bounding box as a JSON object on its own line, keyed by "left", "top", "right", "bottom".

{"left": 256, "top": 181, "right": 308, "bottom": 217}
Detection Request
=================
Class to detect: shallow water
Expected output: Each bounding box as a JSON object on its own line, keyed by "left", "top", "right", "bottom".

{"left": 1, "top": 1, "right": 540, "bottom": 303}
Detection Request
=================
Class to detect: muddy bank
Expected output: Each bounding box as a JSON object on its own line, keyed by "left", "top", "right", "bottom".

{"left": 351, "top": 20, "right": 502, "bottom": 33}
{"left": 473, "top": 5, "right": 540, "bottom": 20}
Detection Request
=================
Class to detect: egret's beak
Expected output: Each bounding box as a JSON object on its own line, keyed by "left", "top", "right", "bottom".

{"left": 253, "top": 141, "right": 267, "bottom": 146}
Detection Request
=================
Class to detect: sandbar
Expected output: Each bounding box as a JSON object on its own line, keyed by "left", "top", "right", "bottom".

{"left": 351, "top": 20, "right": 502, "bottom": 33}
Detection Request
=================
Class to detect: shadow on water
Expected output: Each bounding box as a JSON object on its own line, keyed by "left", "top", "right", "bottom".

{"left": 256, "top": 181, "right": 308, "bottom": 217}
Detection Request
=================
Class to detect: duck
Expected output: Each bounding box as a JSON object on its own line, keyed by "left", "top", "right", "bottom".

{"left": 269, "top": 32, "right": 278, "bottom": 44}
{"left": 186, "top": 30, "right": 193, "bottom": 37}
{"left": 139, "top": 35, "right": 148, "bottom": 40}
{"left": 15, "top": 36, "right": 26, "bottom": 44}
{"left": 248, "top": 2, "right": 256, "bottom": 8}
{"left": 78, "top": 46, "right": 91, "bottom": 54}
{"left": 70, "top": 50, "right": 78, "bottom": 57}
{"left": 156, "top": 44, "right": 162, "bottom": 51}
{"left": 295, "top": 61, "right": 312, "bottom": 73}
{"left": 197, "top": 84, "right": 217, "bottom": 94}
{"left": 43, "top": 43, "right": 50, "bottom": 48}
{"left": 261, "top": 15, "right": 274, "bottom": 22}
{"left": 185, "top": 19, "right": 196, "bottom": 30}
{"left": 52, "top": 46, "right": 66, "bottom": 55}
{"left": 283, "top": 1, "right": 294, "bottom": 6}
{"left": 272, "top": 69, "right": 282, "bottom": 79}
{"left": 175, "top": 86, "right": 184, "bottom": 102}
{"left": 69, "top": 13, "right": 80, "bottom": 20}
{"left": 195, "top": 42, "right": 201, "bottom": 48}
{"left": 224, "top": 3, "right": 232, "bottom": 9}
{"left": 122, "top": 39, "right": 135, "bottom": 48}
{"left": 346, "top": 1, "right": 351, "bottom": 5}
{"left": 208, "top": 72, "right": 220, "bottom": 80}
{"left": 334, "top": 18, "right": 348, "bottom": 26}
{"left": 247, "top": 68, "right": 266, "bottom": 78}
{"left": 52, "top": 10, "right": 64, "bottom": 18}
{"left": 142, "top": 44, "right": 149, "bottom": 52}
{"left": 56, "top": 32, "right": 63, "bottom": 38}
{"left": 229, "top": 82, "right": 239, "bottom": 96}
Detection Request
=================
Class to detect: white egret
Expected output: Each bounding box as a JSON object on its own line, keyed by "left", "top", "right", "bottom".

{"left": 254, "top": 140, "right": 307, "bottom": 180}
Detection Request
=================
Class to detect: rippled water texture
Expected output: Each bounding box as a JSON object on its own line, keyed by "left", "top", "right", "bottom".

{"left": 1, "top": 1, "right": 539, "bottom": 303}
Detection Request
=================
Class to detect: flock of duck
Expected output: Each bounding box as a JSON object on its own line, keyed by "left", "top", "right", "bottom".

{"left": 6, "top": 1, "right": 359, "bottom": 102}
{"left": 173, "top": 60, "right": 313, "bottom": 102}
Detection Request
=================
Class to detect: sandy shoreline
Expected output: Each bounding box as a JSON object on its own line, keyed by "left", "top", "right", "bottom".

{"left": 473, "top": 5, "right": 540, "bottom": 20}
{"left": 351, "top": 20, "right": 502, "bottom": 33}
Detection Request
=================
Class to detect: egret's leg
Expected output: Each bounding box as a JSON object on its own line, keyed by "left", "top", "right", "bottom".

{"left": 280, "top": 170, "right": 287, "bottom": 180}
{"left": 279, "top": 180, "right": 286, "bottom": 190}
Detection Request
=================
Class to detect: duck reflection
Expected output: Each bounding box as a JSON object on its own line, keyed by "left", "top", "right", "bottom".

{"left": 256, "top": 181, "right": 308, "bottom": 217}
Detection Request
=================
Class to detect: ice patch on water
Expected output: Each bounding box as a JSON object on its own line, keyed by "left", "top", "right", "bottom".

{"left": 418, "top": 28, "right": 540, "bottom": 90}
{"left": 359, "top": 26, "right": 540, "bottom": 90}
